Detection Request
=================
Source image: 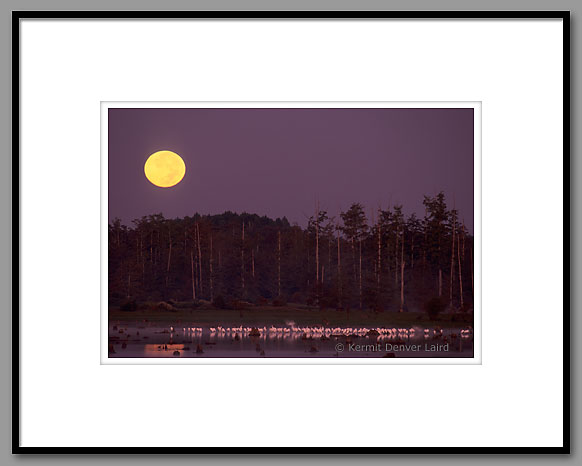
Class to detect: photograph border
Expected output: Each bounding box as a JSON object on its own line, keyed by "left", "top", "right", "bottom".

{"left": 12, "top": 10, "right": 570, "bottom": 454}
{"left": 100, "top": 100, "right": 482, "bottom": 366}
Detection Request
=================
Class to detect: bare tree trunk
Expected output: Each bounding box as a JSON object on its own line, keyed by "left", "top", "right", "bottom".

{"left": 395, "top": 227, "right": 399, "bottom": 285}
{"left": 195, "top": 249, "right": 196, "bottom": 301}
{"left": 439, "top": 269, "right": 443, "bottom": 297}
{"left": 241, "top": 222, "right": 245, "bottom": 295}
{"left": 315, "top": 201, "right": 319, "bottom": 284}
{"left": 359, "top": 239, "right": 362, "bottom": 310}
{"left": 377, "top": 216, "right": 381, "bottom": 293}
{"left": 196, "top": 223, "right": 202, "bottom": 296}
{"left": 166, "top": 229, "right": 172, "bottom": 288}
{"left": 328, "top": 238, "right": 331, "bottom": 285}
{"left": 423, "top": 208, "right": 428, "bottom": 284}
{"left": 351, "top": 238, "right": 356, "bottom": 287}
{"left": 150, "top": 232, "right": 153, "bottom": 277}
{"left": 277, "top": 230, "right": 281, "bottom": 297}
{"left": 470, "top": 245, "right": 474, "bottom": 298}
{"left": 462, "top": 222, "right": 466, "bottom": 260}
{"left": 411, "top": 235, "right": 414, "bottom": 269}
{"left": 400, "top": 232, "right": 405, "bottom": 312}
{"left": 127, "top": 273, "right": 131, "bottom": 299}
{"left": 337, "top": 227, "right": 341, "bottom": 309}
{"left": 449, "top": 215, "right": 456, "bottom": 306}
{"left": 458, "top": 230, "right": 464, "bottom": 308}
{"left": 251, "top": 248, "right": 255, "bottom": 278}
{"left": 139, "top": 235, "right": 144, "bottom": 282}
{"left": 209, "top": 233, "right": 214, "bottom": 302}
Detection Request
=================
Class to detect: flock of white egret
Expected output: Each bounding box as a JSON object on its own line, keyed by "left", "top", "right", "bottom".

{"left": 172, "top": 325, "right": 473, "bottom": 340}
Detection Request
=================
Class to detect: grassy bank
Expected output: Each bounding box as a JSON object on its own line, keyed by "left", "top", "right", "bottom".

{"left": 109, "top": 304, "right": 473, "bottom": 328}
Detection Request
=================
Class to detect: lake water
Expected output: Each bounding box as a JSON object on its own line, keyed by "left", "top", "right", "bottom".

{"left": 108, "top": 323, "right": 474, "bottom": 358}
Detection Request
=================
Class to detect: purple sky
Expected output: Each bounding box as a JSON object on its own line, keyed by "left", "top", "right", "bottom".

{"left": 108, "top": 108, "right": 474, "bottom": 232}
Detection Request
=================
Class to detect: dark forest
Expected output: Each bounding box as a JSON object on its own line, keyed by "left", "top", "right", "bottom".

{"left": 109, "top": 192, "right": 474, "bottom": 314}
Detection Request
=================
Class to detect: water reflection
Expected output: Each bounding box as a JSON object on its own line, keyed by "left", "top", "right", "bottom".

{"left": 109, "top": 323, "right": 474, "bottom": 358}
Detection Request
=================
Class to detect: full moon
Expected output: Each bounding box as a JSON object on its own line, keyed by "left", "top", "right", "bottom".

{"left": 144, "top": 150, "right": 186, "bottom": 188}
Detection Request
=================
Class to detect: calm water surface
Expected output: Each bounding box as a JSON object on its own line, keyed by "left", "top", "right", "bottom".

{"left": 109, "top": 323, "right": 474, "bottom": 358}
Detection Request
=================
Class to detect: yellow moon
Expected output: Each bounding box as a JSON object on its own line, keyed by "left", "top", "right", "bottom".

{"left": 144, "top": 150, "right": 186, "bottom": 188}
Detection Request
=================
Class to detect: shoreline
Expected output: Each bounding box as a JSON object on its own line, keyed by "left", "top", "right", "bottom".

{"left": 108, "top": 306, "right": 473, "bottom": 329}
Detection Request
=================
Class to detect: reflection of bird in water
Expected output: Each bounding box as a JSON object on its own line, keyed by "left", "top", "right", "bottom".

{"left": 255, "top": 343, "right": 262, "bottom": 352}
{"left": 173, "top": 350, "right": 180, "bottom": 356}
{"left": 234, "top": 333, "right": 240, "bottom": 341}
{"left": 260, "top": 350, "right": 265, "bottom": 356}
{"left": 196, "top": 344, "right": 204, "bottom": 354}
{"left": 121, "top": 342, "right": 127, "bottom": 349}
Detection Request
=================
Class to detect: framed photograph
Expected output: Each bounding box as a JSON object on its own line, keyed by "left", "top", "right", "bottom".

{"left": 14, "top": 11, "right": 569, "bottom": 452}
{"left": 102, "top": 101, "right": 480, "bottom": 364}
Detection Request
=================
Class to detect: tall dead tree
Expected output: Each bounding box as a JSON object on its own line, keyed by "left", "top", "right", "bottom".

{"left": 315, "top": 202, "right": 320, "bottom": 284}
{"left": 277, "top": 230, "right": 281, "bottom": 297}
{"left": 411, "top": 234, "right": 415, "bottom": 269}
{"left": 336, "top": 226, "right": 341, "bottom": 309}
{"left": 352, "top": 237, "right": 357, "bottom": 288}
{"left": 251, "top": 249, "right": 255, "bottom": 278}
{"left": 470, "top": 246, "right": 474, "bottom": 298}
{"left": 315, "top": 202, "right": 320, "bottom": 305}
{"left": 377, "top": 210, "right": 382, "bottom": 293}
{"left": 241, "top": 222, "right": 245, "bottom": 295}
{"left": 395, "top": 225, "right": 399, "bottom": 285}
{"left": 196, "top": 223, "right": 202, "bottom": 296}
{"left": 458, "top": 227, "right": 464, "bottom": 308}
{"left": 449, "top": 211, "right": 456, "bottom": 306}
{"left": 190, "top": 249, "right": 196, "bottom": 300}
{"left": 150, "top": 231, "right": 154, "bottom": 277}
{"left": 400, "top": 231, "right": 405, "bottom": 312}
{"left": 209, "top": 233, "right": 214, "bottom": 301}
{"left": 328, "top": 233, "right": 332, "bottom": 285}
{"left": 165, "top": 228, "right": 172, "bottom": 288}
{"left": 422, "top": 208, "right": 428, "bottom": 278}
{"left": 359, "top": 239, "right": 363, "bottom": 310}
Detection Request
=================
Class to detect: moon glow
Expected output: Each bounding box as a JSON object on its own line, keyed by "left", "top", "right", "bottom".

{"left": 144, "top": 150, "right": 186, "bottom": 188}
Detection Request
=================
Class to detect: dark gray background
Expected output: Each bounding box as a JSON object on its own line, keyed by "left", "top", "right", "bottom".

{"left": 2, "top": 1, "right": 578, "bottom": 464}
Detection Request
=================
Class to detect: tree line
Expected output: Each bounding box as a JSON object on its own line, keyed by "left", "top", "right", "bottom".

{"left": 109, "top": 192, "right": 474, "bottom": 313}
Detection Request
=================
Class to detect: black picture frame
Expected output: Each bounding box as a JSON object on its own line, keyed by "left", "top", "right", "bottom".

{"left": 12, "top": 10, "right": 571, "bottom": 454}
